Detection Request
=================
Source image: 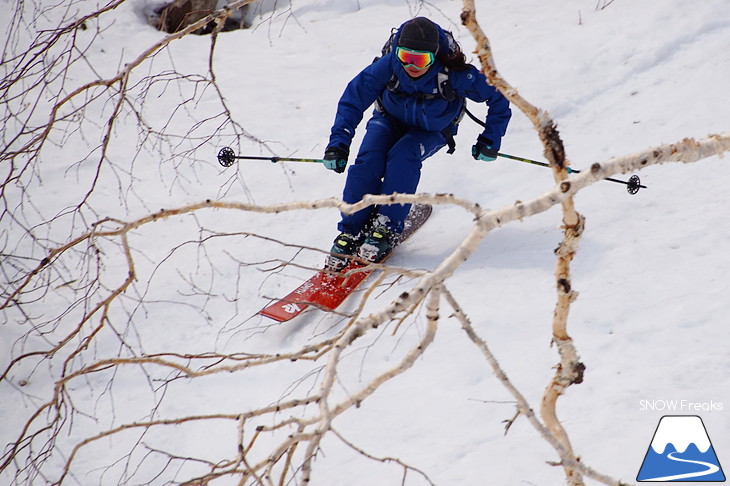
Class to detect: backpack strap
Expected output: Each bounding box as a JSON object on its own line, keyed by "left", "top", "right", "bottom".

{"left": 382, "top": 70, "right": 454, "bottom": 102}
{"left": 437, "top": 69, "right": 456, "bottom": 102}
{"left": 441, "top": 127, "right": 456, "bottom": 154}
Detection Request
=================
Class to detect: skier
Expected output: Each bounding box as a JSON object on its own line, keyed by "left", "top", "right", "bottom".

{"left": 323, "top": 17, "right": 511, "bottom": 271}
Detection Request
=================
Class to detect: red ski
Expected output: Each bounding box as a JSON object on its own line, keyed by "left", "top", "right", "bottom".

{"left": 259, "top": 204, "right": 432, "bottom": 322}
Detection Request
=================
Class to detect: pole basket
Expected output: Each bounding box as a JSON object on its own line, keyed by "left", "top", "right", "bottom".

{"left": 218, "top": 147, "right": 236, "bottom": 167}
{"left": 626, "top": 175, "right": 642, "bottom": 195}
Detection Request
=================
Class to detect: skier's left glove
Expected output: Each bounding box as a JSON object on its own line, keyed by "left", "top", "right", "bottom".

{"left": 323, "top": 145, "right": 349, "bottom": 173}
{"left": 471, "top": 135, "right": 498, "bottom": 162}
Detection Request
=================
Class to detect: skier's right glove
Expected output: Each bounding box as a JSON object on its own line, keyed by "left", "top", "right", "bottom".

{"left": 323, "top": 145, "right": 348, "bottom": 173}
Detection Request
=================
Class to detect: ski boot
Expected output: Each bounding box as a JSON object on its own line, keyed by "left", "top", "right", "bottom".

{"left": 358, "top": 223, "right": 397, "bottom": 264}
{"left": 325, "top": 232, "right": 360, "bottom": 272}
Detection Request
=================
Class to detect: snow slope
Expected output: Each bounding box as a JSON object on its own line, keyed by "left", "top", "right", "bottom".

{"left": 1, "top": 0, "right": 729, "bottom": 484}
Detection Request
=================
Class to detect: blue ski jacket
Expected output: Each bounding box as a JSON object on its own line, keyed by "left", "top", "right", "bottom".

{"left": 328, "top": 22, "right": 511, "bottom": 153}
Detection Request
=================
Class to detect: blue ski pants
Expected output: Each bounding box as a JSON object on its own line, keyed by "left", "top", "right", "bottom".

{"left": 338, "top": 111, "right": 447, "bottom": 235}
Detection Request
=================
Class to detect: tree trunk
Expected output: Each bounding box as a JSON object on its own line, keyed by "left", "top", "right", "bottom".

{"left": 158, "top": 0, "right": 218, "bottom": 34}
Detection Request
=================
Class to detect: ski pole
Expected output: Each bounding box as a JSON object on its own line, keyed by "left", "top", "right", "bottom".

{"left": 217, "top": 147, "right": 325, "bottom": 168}
{"left": 497, "top": 152, "right": 646, "bottom": 195}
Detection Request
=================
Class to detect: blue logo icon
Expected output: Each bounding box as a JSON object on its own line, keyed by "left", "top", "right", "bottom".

{"left": 637, "top": 415, "right": 725, "bottom": 482}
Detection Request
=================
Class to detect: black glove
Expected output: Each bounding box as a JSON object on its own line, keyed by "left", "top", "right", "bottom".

{"left": 471, "top": 135, "right": 498, "bottom": 162}
{"left": 323, "top": 145, "right": 349, "bottom": 173}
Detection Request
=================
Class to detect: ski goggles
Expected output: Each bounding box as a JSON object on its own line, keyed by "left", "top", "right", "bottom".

{"left": 395, "top": 47, "right": 435, "bottom": 70}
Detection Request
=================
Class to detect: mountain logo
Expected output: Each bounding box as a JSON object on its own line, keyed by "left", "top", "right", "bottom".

{"left": 637, "top": 415, "right": 725, "bottom": 482}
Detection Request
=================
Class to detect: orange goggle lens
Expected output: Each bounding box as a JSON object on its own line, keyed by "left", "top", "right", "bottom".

{"left": 395, "top": 47, "right": 435, "bottom": 70}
